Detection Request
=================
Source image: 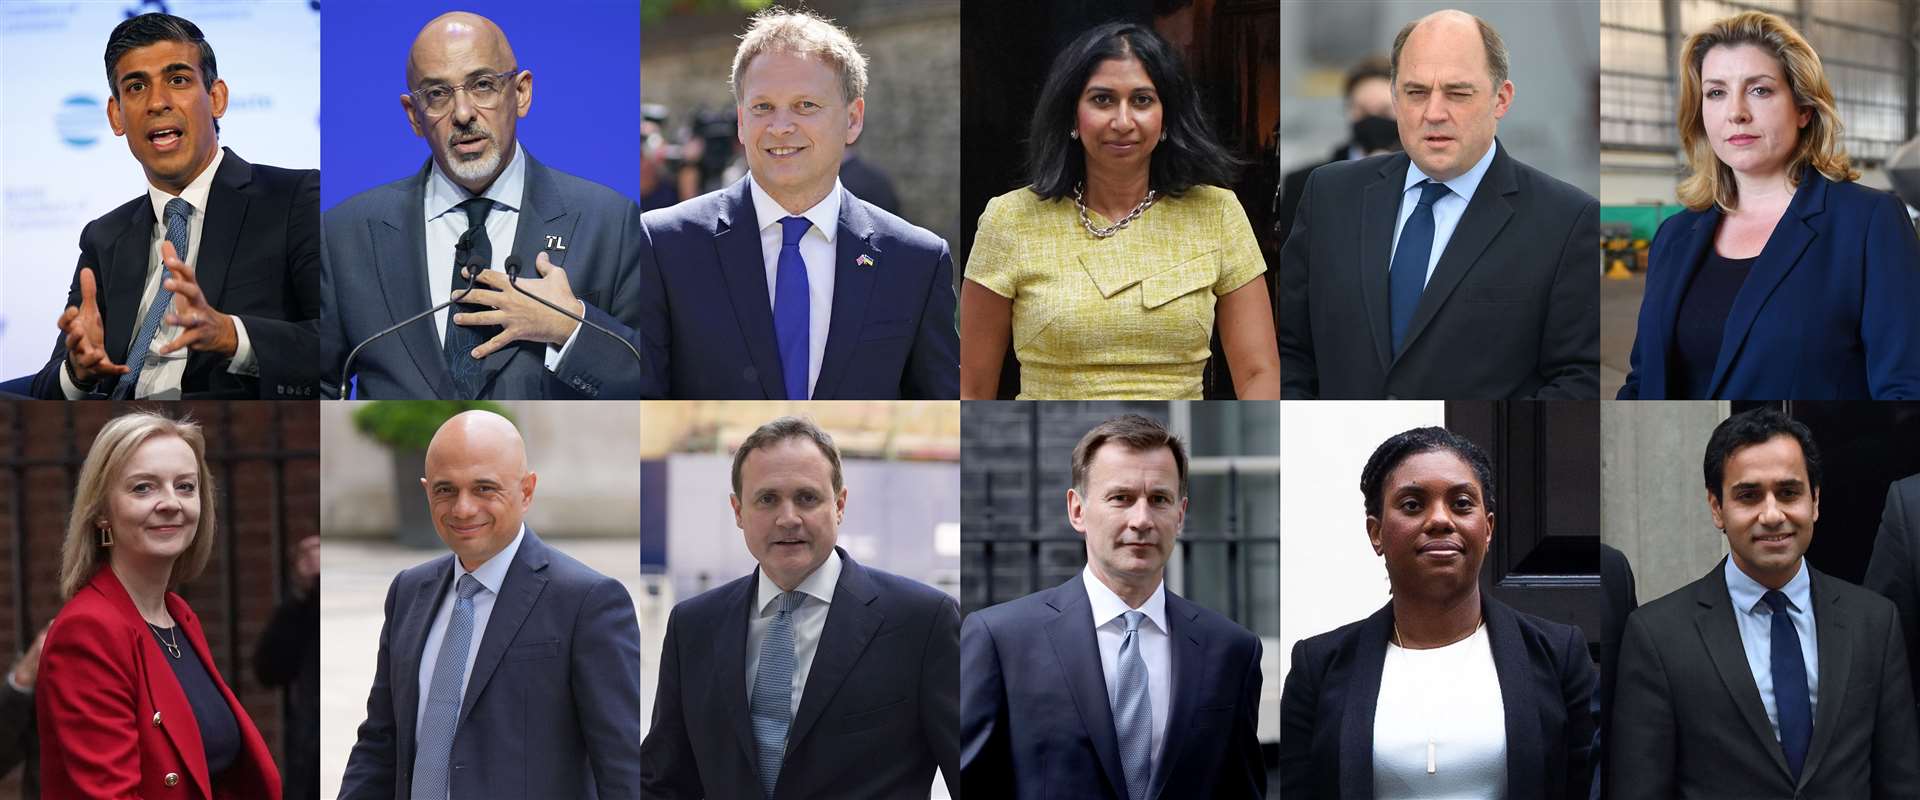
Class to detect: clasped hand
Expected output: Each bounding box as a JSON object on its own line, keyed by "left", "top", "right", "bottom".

{"left": 449, "top": 252, "right": 585, "bottom": 358}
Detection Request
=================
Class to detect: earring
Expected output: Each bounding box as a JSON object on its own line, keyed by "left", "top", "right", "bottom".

{"left": 1068, "top": 129, "right": 1079, "bottom": 140}
{"left": 1160, "top": 131, "right": 1168, "bottom": 143}
{"left": 98, "top": 524, "right": 113, "bottom": 547}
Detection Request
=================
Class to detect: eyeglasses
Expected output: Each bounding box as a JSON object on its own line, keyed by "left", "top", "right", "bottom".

{"left": 409, "top": 68, "right": 522, "bottom": 116}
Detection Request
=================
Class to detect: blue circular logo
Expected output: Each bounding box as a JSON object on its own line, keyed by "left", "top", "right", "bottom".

{"left": 57, "top": 95, "right": 106, "bottom": 148}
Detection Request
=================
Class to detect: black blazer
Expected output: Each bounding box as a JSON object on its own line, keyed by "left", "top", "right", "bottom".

{"left": 1610, "top": 560, "right": 1920, "bottom": 799}
{"left": 0, "top": 674, "right": 36, "bottom": 798}
{"left": 640, "top": 548, "right": 960, "bottom": 799}
{"left": 1279, "top": 597, "right": 1597, "bottom": 799}
{"left": 1278, "top": 142, "right": 1599, "bottom": 399}
{"left": 31, "top": 148, "right": 320, "bottom": 399}
{"left": 1866, "top": 473, "right": 1920, "bottom": 710}
{"left": 960, "top": 576, "right": 1266, "bottom": 799}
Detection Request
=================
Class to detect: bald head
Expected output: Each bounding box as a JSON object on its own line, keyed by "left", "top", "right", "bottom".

{"left": 422, "top": 410, "right": 535, "bottom": 571}
{"left": 407, "top": 12, "right": 515, "bottom": 89}
{"left": 1392, "top": 9, "right": 1508, "bottom": 91}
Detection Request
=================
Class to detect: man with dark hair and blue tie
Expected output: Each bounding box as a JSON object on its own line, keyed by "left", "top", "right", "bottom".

{"left": 1609, "top": 408, "right": 1920, "bottom": 799}
{"left": 961, "top": 414, "right": 1266, "bottom": 799}
{"left": 641, "top": 416, "right": 960, "bottom": 798}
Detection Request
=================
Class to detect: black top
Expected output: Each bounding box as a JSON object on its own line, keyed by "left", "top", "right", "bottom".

{"left": 1669, "top": 249, "right": 1756, "bottom": 398}
{"left": 150, "top": 624, "right": 240, "bottom": 776}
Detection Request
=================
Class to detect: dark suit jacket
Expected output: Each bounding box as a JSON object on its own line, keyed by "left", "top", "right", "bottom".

{"left": 338, "top": 529, "right": 642, "bottom": 800}
{"left": 31, "top": 147, "right": 319, "bottom": 399}
{"left": 0, "top": 668, "right": 38, "bottom": 798}
{"left": 1619, "top": 169, "right": 1920, "bottom": 399}
{"left": 1278, "top": 143, "right": 1599, "bottom": 399}
{"left": 322, "top": 153, "right": 645, "bottom": 399}
{"left": 641, "top": 548, "right": 960, "bottom": 799}
{"left": 1279, "top": 597, "right": 1596, "bottom": 799}
{"left": 1866, "top": 473, "right": 1920, "bottom": 712}
{"left": 1276, "top": 143, "right": 1352, "bottom": 249}
{"left": 960, "top": 576, "right": 1265, "bottom": 799}
{"left": 1610, "top": 560, "right": 1920, "bottom": 799}
{"left": 637, "top": 177, "right": 959, "bottom": 399}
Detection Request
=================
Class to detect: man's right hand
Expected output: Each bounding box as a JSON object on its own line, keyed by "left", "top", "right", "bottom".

{"left": 12, "top": 627, "right": 46, "bottom": 690}
{"left": 56, "top": 267, "right": 129, "bottom": 386}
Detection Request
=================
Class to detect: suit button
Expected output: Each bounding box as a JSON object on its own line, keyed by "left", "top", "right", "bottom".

{"left": 164, "top": 772, "right": 180, "bottom": 787}
{"left": 152, "top": 711, "right": 163, "bottom": 727}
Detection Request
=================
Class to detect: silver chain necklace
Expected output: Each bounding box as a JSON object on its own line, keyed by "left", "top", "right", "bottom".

{"left": 1074, "top": 182, "right": 1158, "bottom": 239}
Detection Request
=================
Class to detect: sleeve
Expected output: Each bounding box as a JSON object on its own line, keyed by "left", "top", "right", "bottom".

{"left": 319, "top": 197, "right": 349, "bottom": 399}
{"left": 31, "top": 224, "right": 104, "bottom": 399}
{"left": 900, "top": 239, "right": 960, "bottom": 400}
{"left": 639, "top": 605, "right": 703, "bottom": 799}
{"left": 1231, "top": 637, "right": 1268, "bottom": 797}
{"left": 635, "top": 213, "right": 671, "bottom": 399}
{"left": 922, "top": 594, "right": 962, "bottom": 797}
{"left": 1606, "top": 611, "right": 1676, "bottom": 800}
{"left": 572, "top": 576, "right": 644, "bottom": 799}
{"left": 35, "top": 612, "right": 142, "bottom": 798}
{"left": 1865, "top": 481, "right": 1920, "bottom": 705}
{"left": 338, "top": 576, "right": 402, "bottom": 800}
{"left": 0, "top": 678, "right": 30, "bottom": 782}
{"left": 252, "top": 590, "right": 316, "bottom": 688}
{"left": 1872, "top": 598, "right": 1920, "bottom": 799}
{"left": 1560, "top": 625, "right": 1599, "bottom": 800}
{"left": 1215, "top": 190, "right": 1267, "bottom": 296}
{"left": 1859, "top": 192, "right": 1920, "bottom": 399}
{"left": 235, "top": 167, "right": 322, "bottom": 399}
{"left": 1530, "top": 194, "right": 1601, "bottom": 399}
{"left": 958, "top": 611, "right": 1012, "bottom": 794}
{"left": 551, "top": 199, "right": 648, "bottom": 400}
{"left": 1277, "top": 171, "right": 1319, "bottom": 399}
{"left": 1277, "top": 639, "right": 1321, "bottom": 795}
{"left": 963, "top": 195, "right": 1021, "bottom": 299}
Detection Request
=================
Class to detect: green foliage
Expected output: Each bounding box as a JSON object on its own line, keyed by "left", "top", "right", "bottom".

{"left": 641, "top": 0, "right": 773, "bottom": 24}
{"left": 351, "top": 401, "right": 513, "bottom": 451}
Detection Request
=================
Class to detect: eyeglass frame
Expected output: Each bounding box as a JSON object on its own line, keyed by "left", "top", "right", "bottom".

{"left": 407, "top": 67, "right": 525, "bottom": 117}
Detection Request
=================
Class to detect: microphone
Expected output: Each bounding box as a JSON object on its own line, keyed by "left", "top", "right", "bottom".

{"left": 504, "top": 254, "right": 645, "bottom": 394}
{"left": 334, "top": 255, "right": 487, "bottom": 399}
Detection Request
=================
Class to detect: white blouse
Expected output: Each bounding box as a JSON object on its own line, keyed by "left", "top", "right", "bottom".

{"left": 1372, "top": 623, "right": 1507, "bottom": 799}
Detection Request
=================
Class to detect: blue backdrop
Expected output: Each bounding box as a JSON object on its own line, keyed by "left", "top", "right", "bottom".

{"left": 320, "top": 0, "right": 640, "bottom": 210}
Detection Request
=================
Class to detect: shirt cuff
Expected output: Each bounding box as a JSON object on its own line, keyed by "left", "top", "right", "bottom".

{"left": 59, "top": 361, "right": 89, "bottom": 400}
{"left": 226, "top": 316, "right": 258, "bottom": 377}
{"left": 544, "top": 314, "right": 585, "bottom": 373}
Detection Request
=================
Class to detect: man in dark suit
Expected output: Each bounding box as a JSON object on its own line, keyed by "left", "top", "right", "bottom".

{"left": 339, "top": 411, "right": 642, "bottom": 799}
{"left": 33, "top": 13, "right": 319, "bottom": 400}
{"left": 1279, "top": 10, "right": 1598, "bottom": 399}
{"left": 1610, "top": 408, "right": 1920, "bottom": 799}
{"left": 322, "top": 12, "right": 645, "bottom": 400}
{"left": 0, "top": 628, "right": 46, "bottom": 799}
{"left": 1274, "top": 55, "right": 1397, "bottom": 249}
{"left": 1865, "top": 472, "right": 1920, "bottom": 713}
{"left": 641, "top": 416, "right": 960, "bottom": 798}
{"left": 638, "top": 9, "right": 958, "bottom": 400}
{"left": 962, "top": 415, "right": 1265, "bottom": 799}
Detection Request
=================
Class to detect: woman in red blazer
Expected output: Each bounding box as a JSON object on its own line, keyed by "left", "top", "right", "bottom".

{"left": 37, "top": 411, "right": 281, "bottom": 799}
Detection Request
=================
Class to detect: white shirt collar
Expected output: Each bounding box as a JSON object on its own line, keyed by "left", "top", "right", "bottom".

{"left": 747, "top": 173, "right": 841, "bottom": 245}
{"left": 457, "top": 524, "right": 527, "bottom": 596}
{"left": 426, "top": 141, "right": 528, "bottom": 220}
{"left": 1081, "top": 564, "right": 1168, "bottom": 635}
{"left": 757, "top": 547, "right": 843, "bottom": 616}
{"left": 1403, "top": 137, "right": 1499, "bottom": 204}
{"left": 146, "top": 147, "right": 225, "bottom": 224}
{"left": 1724, "top": 554, "right": 1813, "bottom": 616}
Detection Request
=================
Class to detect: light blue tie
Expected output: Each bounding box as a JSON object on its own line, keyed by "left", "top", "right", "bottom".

{"left": 115, "top": 197, "right": 191, "bottom": 399}
{"left": 412, "top": 574, "right": 483, "bottom": 800}
{"left": 773, "top": 217, "right": 812, "bottom": 400}
{"left": 751, "top": 590, "right": 804, "bottom": 798}
{"left": 1114, "top": 610, "right": 1153, "bottom": 800}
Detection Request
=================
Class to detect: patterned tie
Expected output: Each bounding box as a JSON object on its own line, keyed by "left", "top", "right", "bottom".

{"left": 773, "top": 217, "right": 812, "bottom": 400}
{"left": 411, "top": 574, "right": 484, "bottom": 800}
{"left": 1114, "top": 610, "right": 1153, "bottom": 800}
{"left": 1388, "top": 180, "right": 1451, "bottom": 355}
{"left": 1762, "top": 590, "right": 1813, "bottom": 781}
{"left": 750, "top": 590, "right": 804, "bottom": 798}
{"left": 114, "top": 197, "right": 191, "bottom": 399}
{"left": 442, "top": 198, "right": 494, "bottom": 398}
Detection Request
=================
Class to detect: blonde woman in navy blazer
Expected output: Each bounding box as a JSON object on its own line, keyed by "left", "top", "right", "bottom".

{"left": 1619, "top": 11, "right": 1920, "bottom": 400}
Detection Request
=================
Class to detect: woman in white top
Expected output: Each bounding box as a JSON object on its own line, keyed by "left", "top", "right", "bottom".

{"left": 1278, "top": 427, "right": 1597, "bottom": 799}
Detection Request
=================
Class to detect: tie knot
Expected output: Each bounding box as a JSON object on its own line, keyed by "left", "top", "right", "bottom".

{"left": 1416, "top": 180, "right": 1451, "bottom": 207}
{"left": 459, "top": 197, "right": 493, "bottom": 228}
{"left": 1762, "top": 590, "right": 1793, "bottom": 614}
{"left": 456, "top": 574, "right": 484, "bottom": 600}
{"left": 778, "top": 590, "right": 806, "bottom": 614}
{"left": 164, "top": 197, "right": 193, "bottom": 225}
{"left": 1122, "top": 609, "right": 1145, "bottom": 633}
{"left": 779, "top": 216, "right": 812, "bottom": 247}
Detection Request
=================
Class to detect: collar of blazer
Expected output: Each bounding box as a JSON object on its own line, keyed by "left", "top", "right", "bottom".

{"left": 710, "top": 177, "right": 886, "bottom": 400}
{"left": 1689, "top": 556, "right": 1851, "bottom": 789}
{"left": 82, "top": 564, "right": 219, "bottom": 798}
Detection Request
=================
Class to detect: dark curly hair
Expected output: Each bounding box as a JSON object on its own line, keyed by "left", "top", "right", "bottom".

{"left": 1702, "top": 408, "right": 1821, "bottom": 501}
{"left": 1359, "top": 427, "right": 1495, "bottom": 518}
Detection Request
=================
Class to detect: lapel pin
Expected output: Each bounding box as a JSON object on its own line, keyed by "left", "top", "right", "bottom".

{"left": 544, "top": 234, "right": 568, "bottom": 251}
{"left": 856, "top": 254, "right": 875, "bottom": 268}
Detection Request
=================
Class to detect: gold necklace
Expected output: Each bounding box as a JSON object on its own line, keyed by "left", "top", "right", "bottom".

{"left": 147, "top": 622, "right": 182, "bottom": 660}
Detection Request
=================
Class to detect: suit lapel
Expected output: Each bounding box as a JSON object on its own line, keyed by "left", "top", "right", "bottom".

{"left": 460, "top": 530, "right": 553, "bottom": 721}
{"left": 1338, "top": 604, "right": 1393, "bottom": 799}
{"left": 377, "top": 162, "right": 458, "bottom": 398}
{"left": 194, "top": 149, "right": 251, "bottom": 327}
{"left": 1041, "top": 578, "right": 1129, "bottom": 798}
{"left": 104, "top": 203, "right": 155, "bottom": 366}
{"left": 1644, "top": 211, "right": 1719, "bottom": 399}
{"left": 393, "top": 557, "right": 453, "bottom": 758}
{"left": 1485, "top": 598, "right": 1545, "bottom": 796}
{"left": 715, "top": 180, "right": 785, "bottom": 398}
{"left": 788, "top": 550, "right": 884, "bottom": 749}
{"left": 813, "top": 198, "right": 881, "bottom": 400}
{"left": 1692, "top": 564, "right": 1794, "bottom": 779}
{"left": 472, "top": 156, "right": 577, "bottom": 393}
{"left": 1798, "top": 567, "right": 1852, "bottom": 789}
{"left": 1147, "top": 593, "right": 1205, "bottom": 800}
{"left": 1398, "top": 146, "right": 1517, "bottom": 360}
{"left": 714, "top": 573, "right": 759, "bottom": 769}
{"left": 1706, "top": 172, "right": 1825, "bottom": 397}
{"left": 1359, "top": 160, "right": 1404, "bottom": 374}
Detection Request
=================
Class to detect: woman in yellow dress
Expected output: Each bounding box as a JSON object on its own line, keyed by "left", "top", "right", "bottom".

{"left": 961, "top": 22, "right": 1280, "bottom": 400}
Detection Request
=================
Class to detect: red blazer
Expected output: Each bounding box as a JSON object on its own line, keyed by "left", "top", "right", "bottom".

{"left": 37, "top": 566, "right": 281, "bottom": 799}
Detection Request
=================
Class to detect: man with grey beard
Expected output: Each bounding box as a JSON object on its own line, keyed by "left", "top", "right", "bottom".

{"left": 320, "top": 11, "right": 645, "bottom": 399}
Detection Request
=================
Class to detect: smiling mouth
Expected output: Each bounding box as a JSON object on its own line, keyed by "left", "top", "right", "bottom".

{"left": 1727, "top": 134, "right": 1758, "bottom": 145}
{"left": 766, "top": 145, "right": 805, "bottom": 158}
{"left": 1754, "top": 531, "right": 1796, "bottom": 546}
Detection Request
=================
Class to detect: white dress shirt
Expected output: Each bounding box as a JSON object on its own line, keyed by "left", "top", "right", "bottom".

{"left": 1082, "top": 566, "right": 1171, "bottom": 778}
{"left": 1373, "top": 623, "right": 1507, "bottom": 799}
{"left": 746, "top": 174, "right": 840, "bottom": 399}
{"left": 746, "top": 548, "right": 842, "bottom": 718}
{"left": 1724, "top": 557, "right": 1820, "bottom": 740}
{"left": 421, "top": 143, "right": 578, "bottom": 372}
{"left": 1388, "top": 138, "right": 1500, "bottom": 287}
{"left": 414, "top": 525, "right": 526, "bottom": 746}
{"left": 62, "top": 147, "right": 257, "bottom": 398}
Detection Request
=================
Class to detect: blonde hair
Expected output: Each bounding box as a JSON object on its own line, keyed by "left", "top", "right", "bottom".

{"left": 730, "top": 7, "right": 868, "bottom": 104}
{"left": 59, "top": 411, "right": 217, "bottom": 600}
{"left": 1676, "top": 10, "right": 1857, "bottom": 212}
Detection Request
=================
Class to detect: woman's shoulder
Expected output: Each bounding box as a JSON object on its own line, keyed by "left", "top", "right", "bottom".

{"left": 1817, "top": 173, "right": 1904, "bottom": 214}
{"left": 983, "top": 186, "right": 1058, "bottom": 217}
{"left": 1159, "top": 184, "right": 1241, "bottom": 215}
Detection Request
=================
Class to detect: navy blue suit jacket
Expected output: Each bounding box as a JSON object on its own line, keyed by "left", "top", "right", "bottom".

{"left": 637, "top": 178, "right": 959, "bottom": 399}
{"left": 338, "top": 529, "right": 642, "bottom": 800}
{"left": 640, "top": 548, "right": 960, "bottom": 799}
{"left": 322, "top": 153, "right": 645, "bottom": 399}
{"left": 960, "top": 576, "right": 1266, "bottom": 799}
{"left": 1279, "top": 598, "right": 1596, "bottom": 799}
{"left": 1619, "top": 169, "right": 1920, "bottom": 399}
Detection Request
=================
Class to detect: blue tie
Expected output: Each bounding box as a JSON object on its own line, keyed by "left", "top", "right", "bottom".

{"left": 443, "top": 198, "right": 494, "bottom": 399}
{"left": 1762, "top": 590, "right": 1813, "bottom": 781}
{"left": 412, "top": 574, "right": 483, "bottom": 800}
{"left": 1389, "top": 180, "right": 1451, "bottom": 355}
{"left": 751, "top": 590, "right": 804, "bottom": 798}
{"left": 115, "top": 197, "right": 191, "bottom": 399}
{"left": 1113, "top": 610, "right": 1153, "bottom": 800}
{"left": 774, "top": 217, "right": 812, "bottom": 400}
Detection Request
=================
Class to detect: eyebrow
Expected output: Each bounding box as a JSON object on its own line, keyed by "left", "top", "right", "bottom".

{"left": 120, "top": 62, "right": 195, "bottom": 87}
{"left": 1084, "top": 83, "right": 1156, "bottom": 95}
{"left": 417, "top": 67, "right": 507, "bottom": 88}
{"left": 1701, "top": 75, "right": 1779, "bottom": 86}
{"left": 1730, "top": 478, "right": 1807, "bottom": 491}
{"left": 124, "top": 471, "right": 195, "bottom": 482}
